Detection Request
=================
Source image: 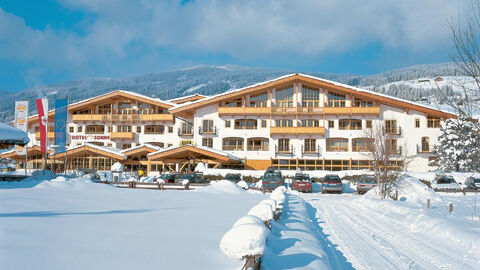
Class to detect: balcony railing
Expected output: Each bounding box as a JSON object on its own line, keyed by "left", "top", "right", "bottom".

{"left": 275, "top": 145, "right": 293, "bottom": 157}
{"left": 218, "top": 107, "right": 271, "bottom": 115}
{"left": 417, "top": 144, "right": 433, "bottom": 154}
{"left": 301, "top": 145, "right": 321, "bottom": 158}
{"left": 324, "top": 106, "right": 380, "bottom": 115}
{"left": 271, "top": 107, "right": 298, "bottom": 115}
{"left": 110, "top": 132, "right": 135, "bottom": 140}
{"left": 217, "top": 106, "right": 381, "bottom": 117}
{"left": 296, "top": 107, "right": 324, "bottom": 114}
{"left": 178, "top": 128, "right": 194, "bottom": 136}
{"left": 198, "top": 126, "right": 217, "bottom": 135}
{"left": 384, "top": 126, "right": 402, "bottom": 136}
{"left": 72, "top": 114, "right": 174, "bottom": 122}
{"left": 270, "top": 127, "right": 325, "bottom": 135}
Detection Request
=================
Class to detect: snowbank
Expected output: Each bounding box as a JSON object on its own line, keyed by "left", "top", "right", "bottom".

{"left": 248, "top": 204, "right": 273, "bottom": 222}
{"left": 232, "top": 215, "right": 264, "bottom": 228}
{"left": 29, "top": 170, "right": 56, "bottom": 181}
{"left": 272, "top": 186, "right": 287, "bottom": 194}
{"left": 259, "top": 199, "right": 276, "bottom": 211}
{"left": 270, "top": 193, "right": 285, "bottom": 205}
{"left": 219, "top": 224, "right": 268, "bottom": 259}
{"left": 111, "top": 162, "right": 123, "bottom": 172}
{"left": 195, "top": 180, "right": 246, "bottom": 194}
{"left": 199, "top": 168, "right": 372, "bottom": 179}
{"left": 236, "top": 180, "right": 248, "bottom": 189}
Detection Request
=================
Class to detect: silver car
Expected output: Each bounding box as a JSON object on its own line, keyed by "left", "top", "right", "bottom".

{"left": 356, "top": 175, "right": 377, "bottom": 194}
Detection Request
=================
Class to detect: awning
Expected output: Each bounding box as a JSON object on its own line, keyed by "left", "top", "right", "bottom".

{"left": 147, "top": 145, "right": 241, "bottom": 164}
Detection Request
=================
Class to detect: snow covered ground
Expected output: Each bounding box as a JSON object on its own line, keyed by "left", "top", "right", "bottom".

{"left": 302, "top": 176, "right": 480, "bottom": 270}
{"left": 0, "top": 177, "right": 266, "bottom": 270}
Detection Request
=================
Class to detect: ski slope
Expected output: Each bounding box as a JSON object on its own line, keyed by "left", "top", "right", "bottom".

{"left": 303, "top": 193, "right": 480, "bottom": 270}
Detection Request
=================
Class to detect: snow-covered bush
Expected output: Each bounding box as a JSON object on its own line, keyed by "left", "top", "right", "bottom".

{"left": 236, "top": 180, "right": 248, "bottom": 189}
{"left": 272, "top": 186, "right": 287, "bottom": 195}
{"left": 111, "top": 162, "right": 123, "bottom": 172}
{"left": 248, "top": 204, "right": 273, "bottom": 222}
{"left": 433, "top": 116, "right": 480, "bottom": 172}
{"left": 270, "top": 193, "right": 285, "bottom": 205}
{"left": 219, "top": 224, "right": 268, "bottom": 259}
{"left": 232, "top": 215, "right": 264, "bottom": 228}
{"left": 259, "top": 199, "right": 276, "bottom": 212}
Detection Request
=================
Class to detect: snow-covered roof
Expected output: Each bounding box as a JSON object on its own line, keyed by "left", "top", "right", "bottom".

{"left": 169, "top": 73, "right": 456, "bottom": 116}
{"left": 120, "top": 143, "right": 162, "bottom": 153}
{"left": 0, "top": 123, "right": 29, "bottom": 145}
{"left": 147, "top": 144, "right": 241, "bottom": 161}
{"left": 168, "top": 93, "right": 207, "bottom": 102}
{"left": 66, "top": 143, "right": 126, "bottom": 159}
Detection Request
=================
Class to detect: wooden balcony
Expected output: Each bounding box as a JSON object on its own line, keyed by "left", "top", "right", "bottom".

{"left": 35, "top": 132, "right": 55, "bottom": 140}
{"left": 296, "top": 107, "right": 324, "bottom": 115}
{"left": 270, "top": 107, "right": 298, "bottom": 115}
{"left": 218, "top": 107, "right": 271, "bottom": 115}
{"left": 72, "top": 114, "right": 174, "bottom": 122}
{"left": 110, "top": 132, "right": 135, "bottom": 140}
{"left": 324, "top": 106, "right": 380, "bottom": 115}
{"left": 270, "top": 127, "right": 325, "bottom": 135}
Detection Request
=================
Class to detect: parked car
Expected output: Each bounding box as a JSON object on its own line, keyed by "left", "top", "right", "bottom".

{"left": 322, "top": 174, "right": 343, "bottom": 194}
{"left": 431, "top": 175, "right": 461, "bottom": 192}
{"left": 262, "top": 168, "right": 284, "bottom": 191}
{"left": 464, "top": 177, "right": 480, "bottom": 191}
{"left": 224, "top": 173, "right": 242, "bottom": 183}
{"left": 356, "top": 175, "right": 377, "bottom": 194}
{"left": 292, "top": 173, "right": 312, "bottom": 193}
{"left": 175, "top": 173, "right": 208, "bottom": 184}
{"left": 156, "top": 173, "right": 180, "bottom": 183}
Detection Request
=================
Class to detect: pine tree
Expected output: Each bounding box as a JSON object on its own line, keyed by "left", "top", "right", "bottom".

{"left": 433, "top": 117, "right": 480, "bottom": 172}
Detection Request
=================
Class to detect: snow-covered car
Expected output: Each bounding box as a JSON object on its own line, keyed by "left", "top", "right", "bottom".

{"left": 224, "top": 173, "right": 242, "bottom": 183}
{"left": 322, "top": 174, "right": 342, "bottom": 194}
{"left": 292, "top": 173, "right": 312, "bottom": 193}
{"left": 356, "top": 175, "right": 377, "bottom": 194}
{"left": 156, "top": 173, "right": 180, "bottom": 183}
{"left": 262, "top": 168, "right": 284, "bottom": 191}
{"left": 175, "top": 173, "right": 208, "bottom": 184}
{"left": 431, "top": 175, "right": 461, "bottom": 192}
{"left": 464, "top": 177, "right": 480, "bottom": 191}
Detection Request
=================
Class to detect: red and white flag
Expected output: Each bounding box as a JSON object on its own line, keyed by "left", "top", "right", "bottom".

{"left": 36, "top": 98, "right": 48, "bottom": 153}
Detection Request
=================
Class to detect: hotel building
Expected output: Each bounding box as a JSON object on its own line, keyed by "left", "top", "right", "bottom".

{"left": 1, "top": 74, "right": 456, "bottom": 174}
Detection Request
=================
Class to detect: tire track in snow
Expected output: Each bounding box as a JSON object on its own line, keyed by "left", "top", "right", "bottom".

{"left": 305, "top": 195, "right": 476, "bottom": 270}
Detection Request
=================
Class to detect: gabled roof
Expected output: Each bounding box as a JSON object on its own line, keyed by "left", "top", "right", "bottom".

{"left": 0, "top": 145, "right": 44, "bottom": 158}
{"left": 121, "top": 144, "right": 162, "bottom": 156}
{"left": 168, "top": 94, "right": 207, "bottom": 104}
{"left": 147, "top": 144, "right": 241, "bottom": 163}
{"left": 54, "top": 143, "right": 126, "bottom": 160}
{"left": 169, "top": 73, "right": 457, "bottom": 118}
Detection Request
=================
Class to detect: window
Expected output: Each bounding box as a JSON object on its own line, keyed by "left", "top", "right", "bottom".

{"left": 278, "top": 138, "right": 290, "bottom": 152}
{"left": 427, "top": 115, "right": 440, "bottom": 128}
{"left": 302, "top": 85, "right": 320, "bottom": 107}
{"left": 384, "top": 120, "right": 398, "bottom": 134}
{"left": 326, "top": 92, "right": 346, "bottom": 107}
{"left": 352, "top": 138, "right": 373, "bottom": 152}
{"left": 98, "top": 104, "right": 112, "bottom": 114}
{"left": 415, "top": 118, "right": 420, "bottom": 128}
{"left": 275, "top": 119, "right": 293, "bottom": 127}
{"left": 339, "top": 119, "right": 362, "bottom": 130}
{"left": 366, "top": 120, "right": 372, "bottom": 128}
{"left": 73, "top": 109, "right": 92, "bottom": 115}
{"left": 107, "top": 143, "right": 113, "bottom": 147}
{"left": 168, "top": 126, "right": 173, "bottom": 133}
{"left": 69, "top": 126, "right": 74, "bottom": 133}
{"left": 387, "top": 139, "right": 398, "bottom": 153}
{"left": 122, "top": 143, "right": 131, "bottom": 150}
{"left": 328, "top": 120, "right": 335, "bottom": 128}
{"left": 167, "top": 144, "right": 173, "bottom": 147}
{"left": 326, "top": 138, "right": 348, "bottom": 151}
{"left": 421, "top": 137, "right": 430, "bottom": 152}
{"left": 276, "top": 86, "right": 294, "bottom": 107}
{"left": 137, "top": 103, "right": 152, "bottom": 114}
{"left": 250, "top": 93, "right": 268, "bottom": 107}
{"left": 301, "top": 119, "right": 319, "bottom": 127}
{"left": 107, "top": 126, "right": 112, "bottom": 133}
{"left": 247, "top": 138, "right": 269, "bottom": 151}
{"left": 144, "top": 125, "right": 164, "bottom": 134}
{"left": 225, "top": 120, "right": 231, "bottom": 128}
{"left": 353, "top": 99, "right": 373, "bottom": 107}
{"left": 225, "top": 98, "right": 242, "bottom": 107}
{"left": 118, "top": 125, "right": 132, "bottom": 132}
{"left": 261, "top": 120, "right": 267, "bottom": 128}
{"left": 222, "top": 137, "right": 244, "bottom": 151}
{"left": 304, "top": 139, "right": 316, "bottom": 152}
{"left": 136, "top": 126, "right": 141, "bottom": 133}
{"left": 77, "top": 126, "right": 83, "bottom": 133}
{"left": 119, "top": 102, "right": 132, "bottom": 115}
{"left": 86, "top": 125, "right": 105, "bottom": 134}
{"left": 234, "top": 119, "right": 257, "bottom": 129}
{"left": 202, "top": 120, "right": 214, "bottom": 133}
{"left": 202, "top": 138, "right": 213, "bottom": 148}
{"left": 181, "top": 122, "right": 193, "bottom": 135}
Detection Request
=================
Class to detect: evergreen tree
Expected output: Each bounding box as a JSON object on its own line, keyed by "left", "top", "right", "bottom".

{"left": 432, "top": 117, "right": 480, "bottom": 172}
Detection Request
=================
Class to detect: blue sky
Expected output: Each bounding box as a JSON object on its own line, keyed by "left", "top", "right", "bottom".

{"left": 0, "top": 0, "right": 471, "bottom": 92}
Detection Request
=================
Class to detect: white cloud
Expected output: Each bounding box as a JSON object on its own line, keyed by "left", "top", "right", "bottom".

{"left": 0, "top": 0, "right": 473, "bottom": 71}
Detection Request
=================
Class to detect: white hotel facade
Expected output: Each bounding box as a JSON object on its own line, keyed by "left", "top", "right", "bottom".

{"left": 2, "top": 74, "right": 455, "bottom": 174}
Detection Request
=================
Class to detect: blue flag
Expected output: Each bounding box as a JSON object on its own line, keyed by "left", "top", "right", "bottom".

{"left": 54, "top": 99, "right": 68, "bottom": 153}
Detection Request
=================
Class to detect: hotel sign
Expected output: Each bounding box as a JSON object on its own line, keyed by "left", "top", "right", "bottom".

{"left": 71, "top": 135, "right": 110, "bottom": 141}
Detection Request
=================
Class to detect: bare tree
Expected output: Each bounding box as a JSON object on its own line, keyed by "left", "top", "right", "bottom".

{"left": 363, "top": 123, "right": 410, "bottom": 199}
{"left": 438, "top": 0, "right": 480, "bottom": 128}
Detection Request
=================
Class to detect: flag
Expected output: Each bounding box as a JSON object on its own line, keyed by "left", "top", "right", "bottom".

{"left": 14, "top": 101, "right": 28, "bottom": 155}
{"left": 54, "top": 99, "right": 68, "bottom": 153}
{"left": 36, "top": 98, "right": 48, "bottom": 153}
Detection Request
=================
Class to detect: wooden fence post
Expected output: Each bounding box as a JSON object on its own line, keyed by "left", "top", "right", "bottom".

{"left": 449, "top": 203, "right": 453, "bottom": 214}
{"left": 462, "top": 188, "right": 466, "bottom": 195}
{"left": 243, "top": 255, "right": 262, "bottom": 270}
{"left": 427, "top": 199, "right": 430, "bottom": 209}
{"left": 395, "top": 190, "right": 398, "bottom": 201}
{"left": 184, "top": 182, "right": 190, "bottom": 190}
